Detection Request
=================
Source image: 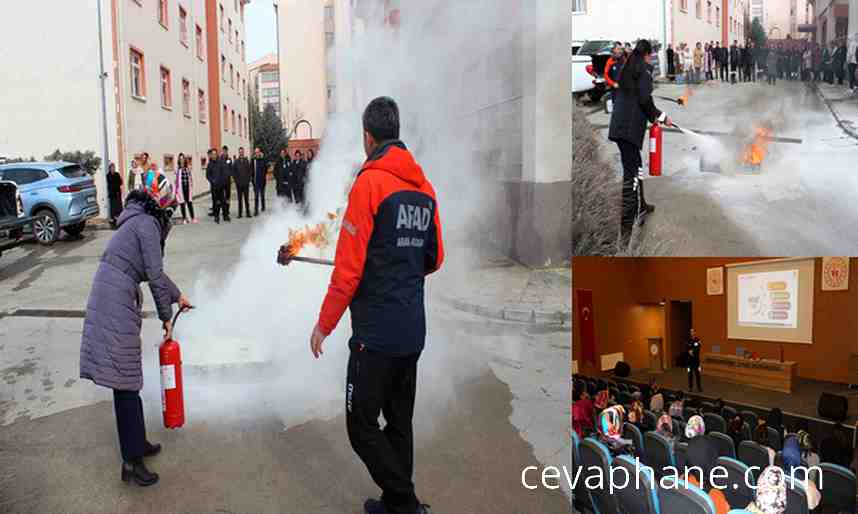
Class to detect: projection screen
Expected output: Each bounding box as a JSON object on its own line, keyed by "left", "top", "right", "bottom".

{"left": 726, "top": 258, "right": 815, "bottom": 344}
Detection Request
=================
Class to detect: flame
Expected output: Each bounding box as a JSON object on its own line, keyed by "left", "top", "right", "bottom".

{"left": 741, "top": 127, "right": 773, "bottom": 166}
{"left": 283, "top": 223, "right": 330, "bottom": 258}
{"left": 678, "top": 86, "right": 694, "bottom": 106}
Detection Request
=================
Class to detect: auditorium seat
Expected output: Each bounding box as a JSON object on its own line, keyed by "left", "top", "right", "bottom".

{"left": 721, "top": 405, "right": 738, "bottom": 421}
{"left": 643, "top": 431, "right": 674, "bottom": 472}
{"left": 580, "top": 438, "right": 620, "bottom": 514}
{"left": 783, "top": 476, "right": 810, "bottom": 514}
{"left": 703, "top": 413, "right": 727, "bottom": 434}
{"left": 716, "top": 457, "right": 755, "bottom": 510}
{"left": 818, "top": 463, "right": 857, "bottom": 514}
{"left": 617, "top": 383, "right": 629, "bottom": 393}
{"left": 571, "top": 431, "right": 593, "bottom": 513}
{"left": 683, "top": 406, "right": 697, "bottom": 421}
{"left": 740, "top": 422, "right": 751, "bottom": 443}
{"left": 738, "top": 441, "right": 770, "bottom": 482}
{"left": 658, "top": 477, "right": 716, "bottom": 514}
{"left": 740, "top": 410, "right": 758, "bottom": 430}
{"left": 614, "top": 454, "right": 661, "bottom": 514}
{"left": 587, "top": 381, "right": 597, "bottom": 396}
{"left": 701, "top": 402, "right": 716, "bottom": 413}
{"left": 709, "top": 431, "right": 736, "bottom": 458}
{"left": 674, "top": 442, "right": 688, "bottom": 471}
{"left": 623, "top": 422, "right": 644, "bottom": 453}
{"left": 617, "top": 391, "right": 632, "bottom": 406}
{"left": 644, "top": 410, "right": 658, "bottom": 431}
{"left": 767, "top": 426, "right": 782, "bottom": 451}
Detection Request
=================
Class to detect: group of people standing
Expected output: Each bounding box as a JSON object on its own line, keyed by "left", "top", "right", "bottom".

{"left": 205, "top": 146, "right": 271, "bottom": 224}
{"left": 667, "top": 40, "right": 762, "bottom": 84}
{"left": 274, "top": 148, "right": 313, "bottom": 206}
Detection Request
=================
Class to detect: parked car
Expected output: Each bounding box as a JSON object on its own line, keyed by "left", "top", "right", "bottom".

{"left": 572, "top": 50, "right": 595, "bottom": 97}
{"left": 0, "top": 161, "right": 99, "bottom": 244}
{"left": 577, "top": 40, "right": 614, "bottom": 103}
{"left": 0, "top": 179, "right": 32, "bottom": 257}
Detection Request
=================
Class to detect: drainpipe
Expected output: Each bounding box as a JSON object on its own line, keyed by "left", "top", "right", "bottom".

{"left": 96, "top": 0, "right": 111, "bottom": 216}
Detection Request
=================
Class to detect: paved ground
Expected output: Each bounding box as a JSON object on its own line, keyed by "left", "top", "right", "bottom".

{"left": 583, "top": 78, "right": 858, "bottom": 255}
{"left": 0, "top": 191, "right": 571, "bottom": 513}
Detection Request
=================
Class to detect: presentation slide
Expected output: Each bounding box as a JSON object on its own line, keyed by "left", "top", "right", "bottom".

{"left": 737, "top": 269, "right": 799, "bottom": 329}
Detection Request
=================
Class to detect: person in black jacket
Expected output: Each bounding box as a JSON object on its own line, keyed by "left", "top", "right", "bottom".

{"left": 106, "top": 162, "right": 123, "bottom": 228}
{"left": 292, "top": 150, "right": 306, "bottom": 205}
{"left": 729, "top": 40, "right": 740, "bottom": 83}
{"left": 833, "top": 38, "right": 847, "bottom": 85}
{"left": 275, "top": 148, "right": 292, "bottom": 200}
{"left": 218, "top": 146, "right": 234, "bottom": 222}
{"left": 666, "top": 44, "right": 676, "bottom": 80}
{"left": 687, "top": 328, "right": 702, "bottom": 392}
{"left": 206, "top": 148, "right": 228, "bottom": 224}
{"left": 719, "top": 44, "right": 729, "bottom": 82}
{"left": 233, "top": 147, "right": 252, "bottom": 219}
{"left": 608, "top": 39, "right": 672, "bottom": 247}
{"left": 252, "top": 147, "right": 268, "bottom": 216}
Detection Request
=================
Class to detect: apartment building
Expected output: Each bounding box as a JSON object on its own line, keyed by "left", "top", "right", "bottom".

{"left": 248, "top": 53, "right": 281, "bottom": 119}
{"left": 0, "top": 0, "right": 250, "bottom": 213}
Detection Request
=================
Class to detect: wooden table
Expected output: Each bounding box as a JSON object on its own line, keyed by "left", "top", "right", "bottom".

{"left": 701, "top": 353, "right": 797, "bottom": 394}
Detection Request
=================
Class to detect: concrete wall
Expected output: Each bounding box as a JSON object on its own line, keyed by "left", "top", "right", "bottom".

{"left": 674, "top": 0, "right": 724, "bottom": 47}
{"left": 278, "top": 0, "right": 329, "bottom": 139}
{"left": 571, "top": 0, "right": 669, "bottom": 46}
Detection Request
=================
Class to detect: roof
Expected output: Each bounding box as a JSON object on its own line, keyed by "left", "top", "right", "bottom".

{"left": 0, "top": 161, "right": 76, "bottom": 170}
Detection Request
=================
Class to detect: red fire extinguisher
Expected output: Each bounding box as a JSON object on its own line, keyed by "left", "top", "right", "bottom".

{"left": 160, "top": 306, "right": 190, "bottom": 429}
{"left": 649, "top": 122, "right": 663, "bottom": 177}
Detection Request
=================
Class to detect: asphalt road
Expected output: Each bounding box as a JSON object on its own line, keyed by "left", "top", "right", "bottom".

{"left": 0, "top": 193, "right": 571, "bottom": 514}
{"left": 583, "top": 79, "right": 858, "bottom": 255}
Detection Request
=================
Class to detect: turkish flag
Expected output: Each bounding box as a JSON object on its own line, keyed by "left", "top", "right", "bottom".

{"left": 576, "top": 289, "right": 596, "bottom": 366}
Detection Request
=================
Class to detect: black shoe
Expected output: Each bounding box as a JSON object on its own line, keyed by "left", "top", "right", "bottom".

{"left": 144, "top": 441, "right": 161, "bottom": 457}
{"left": 214, "top": 217, "right": 220, "bottom": 224}
{"left": 364, "top": 499, "right": 390, "bottom": 514}
{"left": 121, "top": 459, "right": 159, "bottom": 486}
{"left": 237, "top": 214, "right": 243, "bottom": 219}
{"left": 225, "top": 217, "right": 231, "bottom": 223}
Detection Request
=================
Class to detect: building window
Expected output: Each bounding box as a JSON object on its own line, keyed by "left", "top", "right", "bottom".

{"left": 234, "top": 0, "right": 238, "bottom": 12}
{"left": 182, "top": 79, "right": 191, "bottom": 117}
{"left": 242, "top": 78, "right": 246, "bottom": 98}
{"left": 571, "top": 0, "right": 586, "bottom": 13}
{"left": 231, "top": 110, "right": 236, "bottom": 134}
{"left": 716, "top": 6, "right": 720, "bottom": 26}
{"left": 160, "top": 66, "right": 172, "bottom": 109}
{"left": 696, "top": 0, "right": 702, "bottom": 18}
{"left": 707, "top": 3, "right": 712, "bottom": 23}
{"left": 158, "top": 0, "right": 168, "bottom": 28}
{"left": 196, "top": 24, "right": 204, "bottom": 59}
{"left": 198, "top": 89, "right": 206, "bottom": 122}
{"left": 201, "top": 155, "right": 208, "bottom": 167}
{"left": 228, "top": 19, "right": 233, "bottom": 42}
{"left": 220, "top": 4, "right": 224, "bottom": 31}
{"left": 241, "top": 41, "right": 245, "bottom": 61}
{"left": 130, "top": 47, "right": 145, "bottom": 99}
{"left": 163, "top": 154, "right": 175, "bottom": 172}
{"left": 235, "top": 30, "right": 239, "bottom": 51}
{"left": 680, "top": 0, "right": 688, "bottom": 12}
{"left": 229, "top": 63, "right": 234, "bottom": 88}
{"left": 221, "top": 55, "right": 226, "bottom": 81}
{"left": 179, "top": 7, "right": 188, "bottom": 46}
{"left": 224, "top": 105, "right": 228, "bottom": 132}
{"left": 238, "top": 114, "right": 242, "bottom": 137}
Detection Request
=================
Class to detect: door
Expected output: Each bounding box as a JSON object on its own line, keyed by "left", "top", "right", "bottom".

{"left": 669, "top": 300, "right": 693, "bottom": 369}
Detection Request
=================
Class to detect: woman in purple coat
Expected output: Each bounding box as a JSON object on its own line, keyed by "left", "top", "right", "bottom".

{"left": 79, "top": 170, "right": 192, "bottom": 487}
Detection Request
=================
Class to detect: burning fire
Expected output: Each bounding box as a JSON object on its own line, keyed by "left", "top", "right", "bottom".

{"left": 678, "top": 86, "right": 694, "bottom": 106}
{"left": 282, "top": 223, "right": 330, "bottom": 259}
{"left": 742, "top": 127, "right": 773, "bottom": 166}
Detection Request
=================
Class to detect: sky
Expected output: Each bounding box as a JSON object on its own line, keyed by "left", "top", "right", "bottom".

{"left": 245, "top": 1, "right": 278, "bottom": 63}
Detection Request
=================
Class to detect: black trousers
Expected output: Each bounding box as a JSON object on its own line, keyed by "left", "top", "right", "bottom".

{"left": 212, "top": 185, "right": 227, "bottom": 220}
{"left": 254, "top": 184, "right": 266, "bottom": 214}
{"left": 236, "top": 186, "right": 250, "bottom": 217}
{"left": 113, "top": 389, "right": 147, "bottom": 462}
{"left": 346, "top": 342, "right": 420, "bottom": 514}
{"left": 617, "top": 139, "right": 646, "bottom": 243}
{"left": 720, "top": 63, "right": 728, "bottom": 81}
{"left": 850, "top": 63, "right": 857, "bottom": 89}
{"left": 223, "top": 180, "right": 232, "bottom": 217}
{"left": 768, "top": 72, "right": 777, "bottom": 85}
{"left": 688, "top": 366, "right": 702, "bottom": 391}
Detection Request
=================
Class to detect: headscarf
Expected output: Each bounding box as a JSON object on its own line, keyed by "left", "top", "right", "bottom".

{"left": 782, "top": 435, "right": 801, "bottom": 473}
{"left": 656, "top": 414, "right": 674, "bottom": 438}
{"left": 752, "top": 466, "right": 787, "bottom": 514}
{"left": 143, "top": 169, "right": 176, "bottom": 209}
{"left": 595, "top": 389, "right": 610, "bottom": 410}
{"left": 685, "top": 415, "right": 706, "bottom": 439}
{"left": 599, "top": 405, "right": 625, "bottom": 439}
{"left": 797, "top": 430, "right": 813, "bottom": 453}
{"left": 628, "top": 400, "right": 644, "bottom": 425}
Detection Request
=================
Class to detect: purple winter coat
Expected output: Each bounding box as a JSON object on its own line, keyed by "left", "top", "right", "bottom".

{"left": 79, "top": 199, "right": 180, "bottom": 391}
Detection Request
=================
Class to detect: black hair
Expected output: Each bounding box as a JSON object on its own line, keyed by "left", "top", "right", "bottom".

{"left": 362, "top": 96, "right": 400, "bottom": 142}
{"left": 222, "top": 145, "right": 229, "bottom": 151}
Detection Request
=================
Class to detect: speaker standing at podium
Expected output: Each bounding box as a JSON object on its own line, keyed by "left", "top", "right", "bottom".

{"left": 687, "top": 328, "right": 703, "bottom": 392}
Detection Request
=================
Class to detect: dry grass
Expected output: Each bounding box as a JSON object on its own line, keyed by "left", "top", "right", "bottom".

{"left": 572, "top": 114, "right": 669, "bottom": 256}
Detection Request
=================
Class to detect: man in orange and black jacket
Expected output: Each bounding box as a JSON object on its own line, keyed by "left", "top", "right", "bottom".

{"left": 604, "top": 41, "right": 625, "bottom": 90}
{"left": 309, "top": 97, "right": 444, "bottom": 514}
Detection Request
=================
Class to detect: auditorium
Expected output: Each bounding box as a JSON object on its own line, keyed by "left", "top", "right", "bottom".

{"left": 571, "top": 257, "right": 857, "bottom": 514}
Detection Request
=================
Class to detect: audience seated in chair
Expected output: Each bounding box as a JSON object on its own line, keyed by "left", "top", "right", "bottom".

{"left": 796, "top": 430, "right": 820, "bottom": 468}
{"left": 754, "top": 422, "right": 777, "bottom": 467}
{"left": 597, "top": 405, "right": 636, "bottom": 457}
{"left": 745, "top": 466, "right": 787, "bottom": 514}
{"left": 727, "top": 415, "right": 746, "bottom": 452}
{"left": 781, "top": 435, "right": 821, "bottom": 511}
{"left": 572, "top": 388, "right": 594, "bottom": 438}
{"left": 684, "top": 414, "right": 732, "bottom": 514}
{"left": 820, "top": 425, "right": 852, "bottom": 468}
{"left": 670, "top": 391, "right": 685, "bottom": 419}
{"left": 657, "top": 413, "right": 677, "bottom": 443}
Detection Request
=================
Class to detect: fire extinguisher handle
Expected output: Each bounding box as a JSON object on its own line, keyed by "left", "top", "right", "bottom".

{"left": 171, "top": 305, "right": 191, "bottom": 328}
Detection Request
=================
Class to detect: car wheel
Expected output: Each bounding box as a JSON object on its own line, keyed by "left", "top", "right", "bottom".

{"left": 33, "top": 209, "right": 59, "bottom": 245}
{"left": 64, "top": 221, "right": 86, "bottom": 237}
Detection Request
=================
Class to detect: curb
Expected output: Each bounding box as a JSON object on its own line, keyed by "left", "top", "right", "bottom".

{"left": 811, "top": 82, "right": 858, "bottom": 141}
{"left": 441, "top": 295, "right": 572, "bottom": 326}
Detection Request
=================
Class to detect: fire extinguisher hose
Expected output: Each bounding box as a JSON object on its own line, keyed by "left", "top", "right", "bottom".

{"left": 171, "top": 305, "right": 192, "bottom": 329}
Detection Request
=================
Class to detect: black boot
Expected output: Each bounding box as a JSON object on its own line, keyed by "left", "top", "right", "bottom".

{"left": 121, "top": 458, "right": 159, "bottom": 486}
{"left": 144, "top": 441, "right": 161, "bottom": 457}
